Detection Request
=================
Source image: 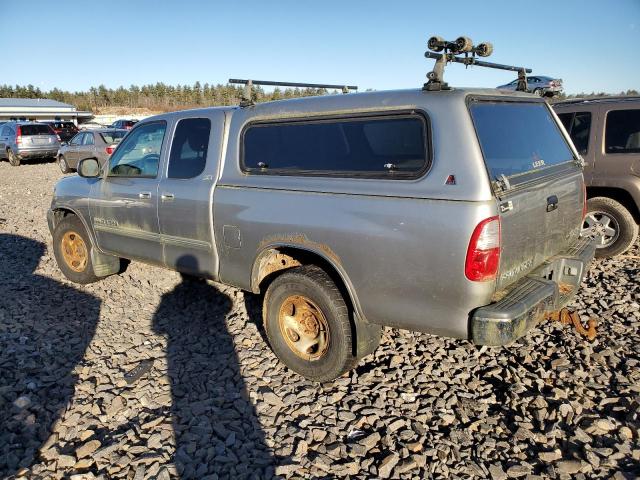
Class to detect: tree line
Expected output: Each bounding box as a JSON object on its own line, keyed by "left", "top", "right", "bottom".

{"left": 0, "top": 83, "right": 337, "bottom": 112}
{"left": 0, "top": 83, "right": 637, "bottom": 112}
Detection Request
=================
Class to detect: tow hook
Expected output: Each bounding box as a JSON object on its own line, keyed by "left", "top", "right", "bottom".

{"left": 544, "top": 308, "right": 597, "bottom": 341}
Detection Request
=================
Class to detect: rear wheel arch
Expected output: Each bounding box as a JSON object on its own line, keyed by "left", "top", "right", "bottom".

{"left": 251, "top": 245, "right": 363, "bottom": 317}
{"left": 254, "top": 247, "right": 382, "bottom": 372}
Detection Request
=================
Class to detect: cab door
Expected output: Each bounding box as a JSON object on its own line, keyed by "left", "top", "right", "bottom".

{"left": 65, "top": 132, "right": 84, "bottom": 168}
{"left": 157, "top": 113, "right": 223, "bottom": 278}
{"left": 90, "top": 120, "right": 169, "bottom": 264}
{"left": 77, "top": 131, "right": 96, "bottom": 162}
{"left": 595, "top": 106, "right": 640, "bottom": 183}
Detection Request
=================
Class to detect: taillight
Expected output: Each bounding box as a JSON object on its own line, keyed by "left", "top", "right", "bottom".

{"left": 106, "top": 146, "right": 115, "bottom": 155}
{"left": 465, "top": 216, "right": 501, "bottom": 282}
{"left": 15, "top": 126, "right": 22, "bottom": 145}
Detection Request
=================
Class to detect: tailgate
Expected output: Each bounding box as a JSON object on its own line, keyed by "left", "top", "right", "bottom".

{"left": 469, "top": 98, "right": 584, "bottom": 290}
{"left": 497, "top": 169, "right": 583, "bottom": 289}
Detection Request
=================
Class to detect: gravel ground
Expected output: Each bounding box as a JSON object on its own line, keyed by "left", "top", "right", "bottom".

{"left": 0, "top": 160, "right": 639, "bottom": 480}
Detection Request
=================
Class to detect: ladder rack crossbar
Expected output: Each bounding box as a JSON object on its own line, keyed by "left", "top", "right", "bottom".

{"left": 228, "top": 79, "right": 358, "bottom": 90}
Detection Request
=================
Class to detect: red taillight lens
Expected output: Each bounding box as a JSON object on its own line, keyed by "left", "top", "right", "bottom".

{"left": 15, "top": 126, "right": 22, "bottom": 145}
{"left": 465, "top": 216, "right": 501, "bottom": 282}
{"left": 106, "top": 146, "right": 115, "bottom": 155}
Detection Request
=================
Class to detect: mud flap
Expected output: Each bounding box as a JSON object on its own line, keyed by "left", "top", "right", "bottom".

{"left": 91, "top": 249, "right": 120, "bottom": 277}
{"left": 354, "top": 314, "right": 382, "bottom": 359}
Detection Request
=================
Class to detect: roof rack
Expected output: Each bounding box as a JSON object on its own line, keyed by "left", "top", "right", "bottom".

{"left": 554, "top": 96, "right": 640, "bottom": 105}
{"left": 423, "top": 36, "right": 532, "bottom": 92}
{"left": 228, "top": 79, "right": 358, "bottom": 107}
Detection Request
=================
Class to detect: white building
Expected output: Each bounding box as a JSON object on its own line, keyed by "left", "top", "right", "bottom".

{"left": 0, "top": 98, "right": 93, "bottom": 124}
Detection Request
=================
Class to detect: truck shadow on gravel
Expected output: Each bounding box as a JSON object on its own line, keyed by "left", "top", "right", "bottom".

{"left": 152, "top": 268, "right": 276, "bottom": 479}
{"left": 0, "top": 234, "right": 101, "bottom": 477}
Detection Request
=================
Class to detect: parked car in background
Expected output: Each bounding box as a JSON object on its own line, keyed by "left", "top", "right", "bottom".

{"left": 498, "top": 76, "right": 563, "bottom": 97}
{"left": 554, "top": 96, "right": 640, "bottom": 257}
{"left": 57, "top": 129, "right": 128, "bottom": 173}
{"left": 0, "top": 121, "right": 60, "bottom": 166}
{"left": 109, "top": 119, "right": 138, "bottom": 130}
{"left": 79, "top": 122, "right": 108, "bottom": 130}
{"left": 48, "top": 88, "right": 594, "bottom": 382}
{"left": 44, "top": 121, "right": 79, "bottom": 143}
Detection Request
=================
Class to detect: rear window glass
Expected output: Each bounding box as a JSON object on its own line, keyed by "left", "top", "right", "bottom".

{"left": 100, "top": 131, "right": 127, "bottom": 144}
{"left": 470, "top": 102, "right": 574, "bottom": 180}
{"left": 605, "top": 109, "right": 640, "bottom": 154}
{"left": 20, "top": 124, "right": 54, "bottom": 136}
{"left": 243, "top": 114, "right": 428, "bottom": 176}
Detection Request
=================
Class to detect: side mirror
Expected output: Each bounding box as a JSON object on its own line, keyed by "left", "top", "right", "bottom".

{"left": 78, "top": 158, "right": 101, "bottom": 178}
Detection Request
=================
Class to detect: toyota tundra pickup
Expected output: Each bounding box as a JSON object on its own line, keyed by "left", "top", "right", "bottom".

{"left": 48, "top": 87, "right": 594, "bottom": 381}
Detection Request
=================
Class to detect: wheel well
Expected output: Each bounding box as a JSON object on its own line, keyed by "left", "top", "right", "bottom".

{"left": 587, "top": 187, "right": 640, "bottom": 223}
{"left": 253, "top": 247, "right": 357, "bottom": 314}
{"left": 51, "top": 208, "right": 77, "bottom": 230}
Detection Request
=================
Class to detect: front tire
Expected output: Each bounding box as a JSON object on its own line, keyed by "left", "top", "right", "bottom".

{"left": 7, "top": 149, "right": 20, "bottom": 166}
{"left": 58, "top": 155, "right": 71, "bottom": 174}
{"left": 53, "top": 215, "right": 100, "bottom": 284}
{"left": 582, "top": 197, "right": 638, "bottom": 258}
{"left": 263, "top": 266, "right": 358, "bottom": 382}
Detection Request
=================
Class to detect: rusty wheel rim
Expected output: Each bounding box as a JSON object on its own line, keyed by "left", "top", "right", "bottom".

{"left": 278, "top": 295, "right": 329, "bottom": 361}
{"left": 61, "top": 231, "right": 88, "bottom": 272}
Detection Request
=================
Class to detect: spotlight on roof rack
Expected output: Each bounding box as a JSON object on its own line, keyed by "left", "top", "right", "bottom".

{"left": 423, "top": 35, "right": 530, "bottom": 92}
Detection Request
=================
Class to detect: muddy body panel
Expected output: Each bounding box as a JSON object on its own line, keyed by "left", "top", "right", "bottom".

{"left": 49, "top": 88, "right": 591, "bottom": 343}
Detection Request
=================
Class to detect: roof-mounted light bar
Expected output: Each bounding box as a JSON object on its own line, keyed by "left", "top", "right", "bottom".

{"left": 423, "top": 36, "right": 532, "bottom": 92}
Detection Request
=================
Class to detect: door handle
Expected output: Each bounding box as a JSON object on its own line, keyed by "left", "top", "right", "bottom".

{"left": 138, "top": 191, "right": 152, "bottom": 199}
{"left": 161, "top": 192, "right": 175, "bottom": 201}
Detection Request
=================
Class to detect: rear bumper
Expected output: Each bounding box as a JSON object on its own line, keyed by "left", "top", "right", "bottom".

{"left": 18, "top": 147, "right": 59, "bottom": 159}
{"left": 470, "top": 236, "right": 596, "bottom": 346}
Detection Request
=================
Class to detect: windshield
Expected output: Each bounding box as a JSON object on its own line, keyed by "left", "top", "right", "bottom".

{"left": 469, "top": 101, "right": 574, "bottom": 181}
{"left": 100, "top": 131, "right": 127, "bottom": 144}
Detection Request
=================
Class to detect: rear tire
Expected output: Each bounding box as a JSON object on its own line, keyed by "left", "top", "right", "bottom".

{"left": 58, "top": 155, "right": 72, "bottom": 174}
{"left": 53, "top": 215, "right": 100, "bottom": 284}
{"left": 583, "top": 197, "right": 638, "bottom": 258}
{"left": 7, "top": 149, "right": 20, "bottom": 166}
{"left": 263, "top": 266, "right": 358, "bottom": 382}
{"left": 533, "top": 88, "right": 544, "bottom": 97}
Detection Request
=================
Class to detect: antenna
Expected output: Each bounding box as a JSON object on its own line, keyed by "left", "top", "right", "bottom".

{"left": 423, "top": 36, "right": 532, "bottom": 92}
{"left": 228, "top": 79, "right": 358, "bottom": 107}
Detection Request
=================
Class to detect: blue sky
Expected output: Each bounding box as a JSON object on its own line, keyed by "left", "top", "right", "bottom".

{"left": 3, "top": 0, "right": 639, "bottom": 94}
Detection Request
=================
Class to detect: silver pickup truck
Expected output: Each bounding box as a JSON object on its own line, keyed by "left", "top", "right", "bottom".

{"left": 48, "top": 88, "right": 595, "bottom": 381}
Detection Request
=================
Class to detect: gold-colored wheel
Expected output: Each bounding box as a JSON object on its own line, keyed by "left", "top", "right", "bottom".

{"left": 278, "top": 295, "right": 330, "bottom": 361}
{"left": 60, "top": 231, "right": 88, "bottom": 272}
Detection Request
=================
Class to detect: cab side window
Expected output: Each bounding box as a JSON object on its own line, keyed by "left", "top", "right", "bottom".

{"left": 70, "top": 133, "right": 84, "bottom": 145}
{"left": 83, "top": 133, "right": 95, "bottom": 146}
{"left": 167, "top": 118, "right": 211, "bottom": 179}
{"left": 606, "top": 109, "right": 640, "bottom": 154}
{"left": 108, "top": 121, "right": 167, "bottom": 177}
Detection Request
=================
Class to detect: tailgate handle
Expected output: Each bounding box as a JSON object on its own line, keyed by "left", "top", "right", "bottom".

{"left": 546, "top": 195, "right": 559, "bottom": 212}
